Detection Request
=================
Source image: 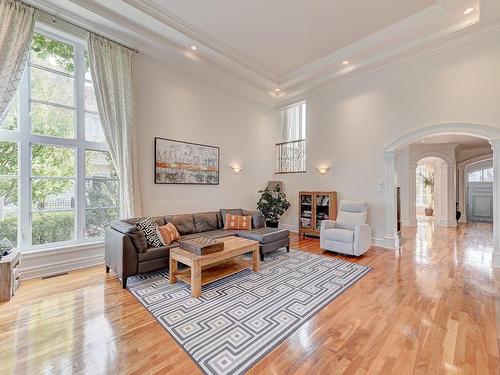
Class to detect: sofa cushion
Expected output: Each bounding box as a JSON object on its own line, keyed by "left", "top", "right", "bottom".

{"left": 237, "top": 227, "right": 289, "bottom": 244}
{"left": 220, "top": 209, "right": 242, "bottom": 227}
{"left": 216, "top": 211, "right": 223, "bottom": 229}
{"left": 124, "top": 216, "right": 166, "bottom": 227}
{"left": 179, "top": 233, "right": 203, "bottom": 241}
{"left": 193, "top": 211, "right": 219, "bottom": 232}
{"left": 110, "top": 220, "right": 148, "bottom": 253}
{"left": 322, "top": 228, "right": 354, "bottom": 243}
{"left": 198, "top": 230, "right": 238, "bottom": 239}
{"left": 165, "top": 214, "right": 196, "bottom": 235}
{"left": 242, "top": 210, "right": 266, "bottom": 229}
{"left": 138, "top": 243, "right": 178, "bottom": 262}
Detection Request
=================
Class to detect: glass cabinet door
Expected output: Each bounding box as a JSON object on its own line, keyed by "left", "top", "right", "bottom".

{"left": 315, "top": 194, "right": 330, "bottom": 229}
{"left": 300, "top": 194, "right": 312, "bottom": 228}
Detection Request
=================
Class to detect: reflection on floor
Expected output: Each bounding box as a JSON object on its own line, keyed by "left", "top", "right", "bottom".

{"left": 0, "top": 224, "right": 498, "bottom": 374}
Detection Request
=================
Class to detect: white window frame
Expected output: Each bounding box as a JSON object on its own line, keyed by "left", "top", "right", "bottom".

{"left": 276, "top": 101, "right": 307, "bottom": 174}
{"left": 0, "top": 22, "right": 116, "bottom": 251}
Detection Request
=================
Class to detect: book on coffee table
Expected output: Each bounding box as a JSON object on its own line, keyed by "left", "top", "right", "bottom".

{"left": 177, "top": 237, "right": 224, "bottom": 256}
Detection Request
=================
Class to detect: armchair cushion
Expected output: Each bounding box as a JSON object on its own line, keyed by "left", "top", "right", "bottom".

{"left": 337, "top": 211, "right": 367, "bottom": 230}
{"left": 322, "top": 228, "right": 354, "bottom": 243}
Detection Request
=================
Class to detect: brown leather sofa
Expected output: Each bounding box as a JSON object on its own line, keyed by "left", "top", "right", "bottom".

{"left": 105, "top": 209, "right": 290, "bottom": 288}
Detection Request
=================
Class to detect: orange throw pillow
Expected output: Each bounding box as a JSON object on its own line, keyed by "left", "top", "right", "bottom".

{"left": 158, "top": 222, "right": 180, "bottom": 245}
{"left": 224, "top": 214, "right": 252, "bottom": 230}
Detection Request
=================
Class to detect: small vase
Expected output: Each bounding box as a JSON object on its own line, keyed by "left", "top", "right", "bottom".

{"left": 424, "top": 208, "right": 434, "bottom": 216}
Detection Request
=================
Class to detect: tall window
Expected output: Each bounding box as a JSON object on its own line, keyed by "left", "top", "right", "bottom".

{"left": 0, "top": 27, "right": 118, "bottom": 250}
{"left": 416, "top": 164, "right": 433, "bottom": 207}
{"left": 276, "top": 102, "right": 306, "bottom": 173}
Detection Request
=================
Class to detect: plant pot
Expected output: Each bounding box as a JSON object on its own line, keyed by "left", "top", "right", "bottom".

{"left": 266, "top": 221, "right": 279, "bottom": 228}
{"left": 424, "top": 208, "right": 434, "bottom": 216}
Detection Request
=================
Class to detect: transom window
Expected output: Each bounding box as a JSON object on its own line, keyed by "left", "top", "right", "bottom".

{"left": 468, "top": 166, "right": 493, "bottom": 182}
{"left": 0, "top": 26, "right": 119, "bottom": 250}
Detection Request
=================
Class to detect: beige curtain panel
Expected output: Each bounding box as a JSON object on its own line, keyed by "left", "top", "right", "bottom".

{"left": 86, "top": 33, "right": 142, "bottom": 218}
{"left": 0, "top": 0, "right": 35, "bottom": 123}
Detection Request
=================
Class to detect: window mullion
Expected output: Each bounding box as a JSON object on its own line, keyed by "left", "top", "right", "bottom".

{"left": 17, "top": 66, "right": 31, "bottom": 250}
{"left": 75, "top": 44, "right": 86, "bottom": 242}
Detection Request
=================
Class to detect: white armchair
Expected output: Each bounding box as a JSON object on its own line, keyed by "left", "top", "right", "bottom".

{"left": 320, "top": 200, "right": 371, "bottom": 256}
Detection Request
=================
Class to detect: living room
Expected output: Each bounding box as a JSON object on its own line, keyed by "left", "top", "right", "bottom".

{"left": 1, "top": 0, "right": 500, "bottom": 374}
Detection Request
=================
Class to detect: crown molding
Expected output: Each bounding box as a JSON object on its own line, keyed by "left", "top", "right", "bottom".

{"left": 276, "top": 21, "right": 500, "bottom": 108}
{"left": 25, "top": 0, "right": 493, "bottom": 107}
{"left": 120, "top": 0, "right": 280, "bottom": 83}
{"left": 281, "top": 3, "right": 447, "bottom": 83}
{"left": 25, "top": 0, "right": 277, "bottom": 106}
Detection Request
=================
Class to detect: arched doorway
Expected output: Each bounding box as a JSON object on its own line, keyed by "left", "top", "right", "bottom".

{"left": 383, "top": 123, "right": 500, "bottom": 267}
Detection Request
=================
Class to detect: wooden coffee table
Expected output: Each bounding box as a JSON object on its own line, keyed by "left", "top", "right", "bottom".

{"left": 169, "top": 236, "right": 259, "bottom": 298}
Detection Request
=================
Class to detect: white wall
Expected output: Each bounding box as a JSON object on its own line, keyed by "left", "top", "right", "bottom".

{"left": 277, "top": 30, "right": 500, "bottom": 242}
{"left": 134, "top": 54, "right": 279, "bottom": 216}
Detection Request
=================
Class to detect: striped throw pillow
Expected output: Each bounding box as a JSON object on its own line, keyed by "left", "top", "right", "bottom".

{"left": 158, "top": 222, "right": 180, "bottom": 245}
{"left": 224, "top": 214, "right": 252, "bottom": 230}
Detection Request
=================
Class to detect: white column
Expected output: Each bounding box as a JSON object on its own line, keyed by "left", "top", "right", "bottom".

{"left": 446, "top": 163, "right": 457, "bottom": 227}
{"left": 457, "top": 165, "right": 466, "bottom": 222}
{"left": 490, "top": 140, "right": 500, "bottom": 267}
{"left": 408, "top": 165, "right": 417, "bottom": 226}
{"left": 384, "top": 151, "right": 397, "bottom": 248}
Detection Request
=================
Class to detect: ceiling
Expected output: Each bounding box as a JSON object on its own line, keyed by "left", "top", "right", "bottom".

{"left": 25, "top": 0, "right": 500, "bottom": 105}
{"left": 153, "top": 0, "right": 436, "bottom": 75}
{"left": 413, "top": 134, "right": 490, "bottom": 147}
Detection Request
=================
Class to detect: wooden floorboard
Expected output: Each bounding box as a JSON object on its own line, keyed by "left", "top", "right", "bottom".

{"left": 0, "top": 221, "right": 498, "bottom": 374}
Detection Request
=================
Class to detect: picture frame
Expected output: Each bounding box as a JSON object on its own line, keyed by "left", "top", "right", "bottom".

{"left": 154, "top": 137, "right": 220, "bottom": 185}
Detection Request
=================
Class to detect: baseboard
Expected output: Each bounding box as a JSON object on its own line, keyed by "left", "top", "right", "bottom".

{"left": 279, "top": 223, "right": 299, "bottom": 233}
{"left": 493, "top": 251, "right": 500, "bottom": 268}
{"left": 402, "top": 220, "right": 417, "bottom": 227}
{"left": 372, "top": 237, "right": 397, "bottom": 250}
{"left": 20, "top": 242, "right": 105, "bottom": 280}
{"left": 437, "top": 218, "right": 457, "bottom": 228}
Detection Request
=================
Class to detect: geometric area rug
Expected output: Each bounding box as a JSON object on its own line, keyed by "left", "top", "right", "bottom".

{"left": 127, "top": 249, "right": 371, "bottom": 375}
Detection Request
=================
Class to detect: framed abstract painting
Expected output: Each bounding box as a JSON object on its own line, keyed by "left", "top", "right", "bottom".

{"left": 154, "top": 137, "right": 220, "bottom": 185}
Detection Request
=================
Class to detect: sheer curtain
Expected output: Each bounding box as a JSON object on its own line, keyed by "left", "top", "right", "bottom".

{"left": 282, "top": 102, "right": 306, "bottom": 142}
{"left": 86, "top": 33, "right": 142, "bottom": 218}
{"left": 0, "top": 0, "right": 35, "bottom": 123}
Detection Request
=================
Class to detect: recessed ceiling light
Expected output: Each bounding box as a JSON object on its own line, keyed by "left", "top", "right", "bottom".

{"left": 190, "top": 45, "right": 198, "bottom": 51}
{"left": 420, "top": 140, "right": 426, "bottom": 143}
{"left": 275, "top": 88, "right": 281, "bottom": 93}
{"left": 463, "top": 7, "right": 474, "bottom": 15}
{"left": 342, "top": 60, "right": 349, "bottom": 65}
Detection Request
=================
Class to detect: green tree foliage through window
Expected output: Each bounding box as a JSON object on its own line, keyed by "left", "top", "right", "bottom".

{"left": 0, "top": 31, "right": 118, "bottom": 247}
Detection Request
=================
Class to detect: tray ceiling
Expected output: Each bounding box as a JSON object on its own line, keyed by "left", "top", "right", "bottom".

{"left": 154, "top": 0, "right": 436, "bottom": 75}
{"left": 23, "top": 0, "right": 499, "bottom": 105}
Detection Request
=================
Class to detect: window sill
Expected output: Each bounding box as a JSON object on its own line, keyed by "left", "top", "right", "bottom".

{"left": 21, "top": 240, "right": 104, "bottom": 258}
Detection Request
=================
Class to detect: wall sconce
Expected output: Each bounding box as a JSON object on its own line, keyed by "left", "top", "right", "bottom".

{"left": 316, "top": 166, "right": 330, "bottom": 175}
{"left": 231, "top": 166, "right": 243, "bottom": 174}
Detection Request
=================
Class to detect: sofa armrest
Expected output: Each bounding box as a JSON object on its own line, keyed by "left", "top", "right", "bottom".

{"left": 321, "top": 220, "right": 337, "bottom": 231}
{"left": 105, "top": 227, "right": 139, "bottom": 288}
{"left": 110, "top": 220, "right": 147, "bottom": 253}
{"left": 353, "top": 223, "right": 371, "bottom": 256}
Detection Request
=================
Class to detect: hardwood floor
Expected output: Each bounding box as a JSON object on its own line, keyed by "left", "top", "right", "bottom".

{"left": 1, "top": 222, "right": 499, "bottom": 374}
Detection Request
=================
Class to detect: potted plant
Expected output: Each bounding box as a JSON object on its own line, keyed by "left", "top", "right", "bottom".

{"left": 418, "top": 172, "right": 435, "bottom": 216}
{"left": 257, "top": 186, "right": 291, "bottom": 228}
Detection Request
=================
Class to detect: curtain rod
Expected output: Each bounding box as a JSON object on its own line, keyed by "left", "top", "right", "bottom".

{"left": 23, "top": 1, "right": 139, "bottom": 53}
